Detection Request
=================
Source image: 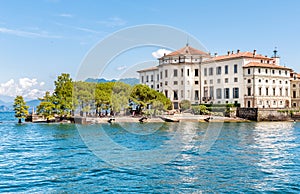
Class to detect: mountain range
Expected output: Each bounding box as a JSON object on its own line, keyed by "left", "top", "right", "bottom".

{"left": 0, "top": 97, "right": 40, "bottom": 113}
{"left": 85, "top": 78, "right": 139, "bottom": 86}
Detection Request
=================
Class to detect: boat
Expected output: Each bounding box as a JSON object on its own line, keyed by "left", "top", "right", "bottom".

{"left": 159, "top": 116, "right": 180, "bottom": 122}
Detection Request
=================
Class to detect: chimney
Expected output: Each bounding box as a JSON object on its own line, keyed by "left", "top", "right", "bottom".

{"left": 227, "top": 51, "right": 230, "bottom": 55}
{"left": 253, "top": 49, "right": 256, "bottom": 56}
{"left": 214, "top": 52, "right": 218, "bottom": 57}
{"left": 237, "top": 49, "right": 240, "bottom": 54}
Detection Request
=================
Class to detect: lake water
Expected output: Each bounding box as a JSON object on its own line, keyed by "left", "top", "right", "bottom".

{"left": 1, "top": 112, "right": 300, "bottom": 193}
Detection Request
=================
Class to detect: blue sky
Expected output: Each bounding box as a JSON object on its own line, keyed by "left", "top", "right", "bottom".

{"left": 0, "top": 0, "right": 300, "bottom": 99}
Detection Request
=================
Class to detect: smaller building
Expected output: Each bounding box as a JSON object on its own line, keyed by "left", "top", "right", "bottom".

{"left": 291, "top": 72, "right": 300, "bottom": 108}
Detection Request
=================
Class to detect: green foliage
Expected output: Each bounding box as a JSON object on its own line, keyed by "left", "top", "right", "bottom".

{"left": 13, "top": 95, "right": 29, "bottom": 123}
{"left": 192, "top": 105, "right": 210, "bottom": 115}
{"left": 53, "top": 73, "right": 74, "bottom": 116}
{"left": 37, "top": 91, "right": 55, "bottom": 121}
{"left": 179, "top": 100, "right": 191, "bottom": 111}
{"left": 130, "top": 84, "right": 172, "bottom": 113}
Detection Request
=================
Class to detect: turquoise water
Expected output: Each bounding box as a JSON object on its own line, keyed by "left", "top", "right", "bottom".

{"left": 1, "top": 112, "right": 300, "bottom": 193}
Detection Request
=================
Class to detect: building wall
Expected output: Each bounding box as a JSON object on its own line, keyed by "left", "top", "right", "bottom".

{"left": 201, "top": 58, "right": 245, "bottom": 106}
{"left": 291, "top": 74, "right": 300, "bottom": 107}
{"left": 243, "top": 66, "right": 291, "bottom": 108}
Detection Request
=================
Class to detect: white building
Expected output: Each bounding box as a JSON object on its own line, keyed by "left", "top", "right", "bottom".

{"left": 138, "top": 45, "right": 292, "bottom": 109}
{"left": 291, "top": 72, "right": 300, "bottom": 108}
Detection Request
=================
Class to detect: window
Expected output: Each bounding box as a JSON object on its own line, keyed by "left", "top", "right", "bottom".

{"left": 195, "top": 81, "right": 199, "bottom": 85}
{"left": 174, "top": 81, "right": 178, "bottom": 85}
{"left": 210, "top": 80, "right": 213, "bottom": 84}
{"left": 141, "top": 76, "right": 144, "bottom": 83}
{"left": 286, "top": 88, "right": 289, "bottom": 96}
{"left": 293, "top": 91, "right": 297, "bottom": 98}
{"left": 259, "top": 79, "right": 261, "bottom": 83}
{"left": 248, "top": 69, "right": 251, "bottom": 74}
{"left": 279, "top": 80, "right": 282, "bottom": 84}
{"left": 157, "top": 74, "right": 159, "bottom": 81}
{"left": 204, "top": 80, "right": 207, "bottom": 85}
{"left": 233, "top": 88, "right": 239, "bottom": 98}
{"left": 259, "top": 88, "right": 262, "bottom": 96}
{"left": 279, "top": 70, "right": 281, "bottom": 75}
{"left": 285, "top": 71, "right": 288, "bottom": 75}
{"left": 216, "top": 88, "right": 222, "bottom": 99}
{"left": 181, "top": 81, "right": 183, "bottom": 85}
{"left": 187, "top": 69, "right": 190, "bottom": 76}
{"left": 146, "top": 75, "right": 149, "bottom": 82}
{"left": 266, "top": 88, "right": 269, "bottom": 96}
{"left": 151, "top": 75, "right": 153, "bottom": 81}
{"left": 173, "top": 90, "right": 178, "bottom": 100}
{"left": 273, "top": 101, "right": 276, "bottom": 105}
{"left": 273, "top": 88, "right": 276, "bottom": 96}
{"left": 217, "top": 66, "right": 222, "bottom": 75}
{"left": 280, "top": 88, "right": 282, "bottom": 96}
{"left": 225, "top": 65, "right": 228, "bottom": 74}
{"left": 224, "top": 88, "right": 230, "bottom": 99}
{"left": 195, "top": 69, "right": 199, "bottom": 77}
{"left": 181, "top": 90, "right": 184, "bottom": 98}
{"left": 195, "top": 90, "right": 199, "bottom": 100}
{"left": 165, "top": 81, "right": 168, "bottom": 85}
{"left": 164, "top": 90, "right": 168, "bottom": 98}
{"left": 273, "top": 80, "right": 275, "bottom": 84}
{"left": 204, "top": 68, "right": 207, "bottom": 76}
{"left": 209, "top": 67, "right": 213, "bottom": 75}
{"left": 248, "top": 79, "right": 251, "bottom": 83}
{"left": 265, "top": 69, "right": 268, "bottom": 74}
{"left": 209, "top": 86, "right": 214, "bottom": 98}
{"left": 272, "top": 70, "right": 275, "bottom": 74}
{"left": 174, "top": 69, "right": 178, "bottom": 77}
{"left": 234, "top": 64, "right": 238, "bottom": 73}
{"left": 258, "top": 68, "right": 261, "bottom": 73}
{"left": 294, "top": 84, "right": 297, "bottom": 88}
{"left": 160, "top": 72, "right": 162, "bottom": 79}
{"left": 165, "top": 70, "right": 168, "bottom": 78}
{"left": 285, "top": 81, "right": 288, "bottom": 84}
{"left": 157, "top": 84, "right": 159, "bottom": 89}
{"left": 181, "top": 69, "right": 184, "bottom": 77}
{"left": 234, "top": 77, "right": 238, "bottom": 82}
{"left": 266, "top": 80, "right": 268, "bottom": 83}
{"left": 217, "top": 79, "right": 221, "bottom": 84}
{"left": 247, "top": 87, "right": 251, "bottom": 96}
{"left": 151, "top": 85, "right": 153, "bottom": 89}
{"left": 225, "top": 78, "right": 228, "bottom": 83}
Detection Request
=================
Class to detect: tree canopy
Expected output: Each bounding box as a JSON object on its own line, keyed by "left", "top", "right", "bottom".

{"left": 13, "top": 95, "right": 29, "bottom": 123}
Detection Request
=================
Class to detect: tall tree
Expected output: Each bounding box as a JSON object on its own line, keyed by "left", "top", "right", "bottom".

{"left": 37, "top": 91, "right": 55, "bottom": 122}
{"left": 13, "top": 96, "right": 29, "bottom": 123}
{"left": 52, "top": 73, "right": 73, "bottom": 117}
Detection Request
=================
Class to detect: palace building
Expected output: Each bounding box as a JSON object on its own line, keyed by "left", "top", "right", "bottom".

{"left": 137, "top": 45, "right": 294, "bottom": 109}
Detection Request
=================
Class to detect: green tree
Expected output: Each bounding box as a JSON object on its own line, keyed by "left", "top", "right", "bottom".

{"left": 13, "top": 96, "right": 29, "bottom": 123}
{"left": 37, "top": 91, "right": 55, "bottom": 122}
{"left": 53, "top": 73, "right": 73, "bottom": 117}
{"left": 179, "top": 100, "right": 191, "bottom": 111}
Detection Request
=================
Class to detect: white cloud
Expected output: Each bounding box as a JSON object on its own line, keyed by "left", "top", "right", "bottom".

{"left": 0, "top": 78, "right": 46, "bottom": 99}
{"left": 152, "top": 49, "right": 172, "bottom": 58}
{"left": 0, "top": 27, "right": 61, "bottom": 39}
{"left": 117, "top": 65, "right": 127, "bottom": 71}
{"left": 57, "top": 13, "right": 73, "bottom": 18}
{"left": 97, "top": 17, "right": 127, "bottom": 27}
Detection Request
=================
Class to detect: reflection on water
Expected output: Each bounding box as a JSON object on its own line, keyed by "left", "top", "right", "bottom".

{"left": 0, "top": 112, "right": 300, "bottom": 193}
{"left": 251, "top": 122, "right": 298, "bottom": 191}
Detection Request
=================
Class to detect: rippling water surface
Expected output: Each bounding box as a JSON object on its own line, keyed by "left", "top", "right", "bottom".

{"left": 0, "top": 112, "right": 300, "bottom": 193}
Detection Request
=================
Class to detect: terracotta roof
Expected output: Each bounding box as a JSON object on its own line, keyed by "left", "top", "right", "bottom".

{"left": 137, "top": 66, "right": 158, "bottom": 73}
{"left": 164, "top": 45, "right": 210, "bottom": 57}
{"left": 243, "top": 62, "right": 291, "bottom": 70}
{"left": 205, "top": 51, "right": 272, "bottom": 62}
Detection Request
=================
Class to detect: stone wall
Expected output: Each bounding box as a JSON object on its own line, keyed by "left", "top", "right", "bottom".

{"left": 237, "top": 108, "right": 258, "bottom": 121}
{"left": 257, "top": 109, "right": 291, "bottom": 121}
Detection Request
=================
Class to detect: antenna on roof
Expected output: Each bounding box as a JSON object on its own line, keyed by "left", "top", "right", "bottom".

{"left": 273, "top": 46, "right": 278, "bottom": 57}
{"left": 186, "top": 36, "right": 189, "bottom": 46}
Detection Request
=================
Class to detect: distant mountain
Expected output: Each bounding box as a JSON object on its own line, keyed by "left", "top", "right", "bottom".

{"left": 85, "top": 78, "right": 139, "bottom": 86}
{"left": 0, "top": 99, "right": 40, "bottom": 113}
{"left": 27, "top": 99, "right": 41, "bottom": 112}
{"left": 0, "top": 95, "right": 14, "bottom": 103}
